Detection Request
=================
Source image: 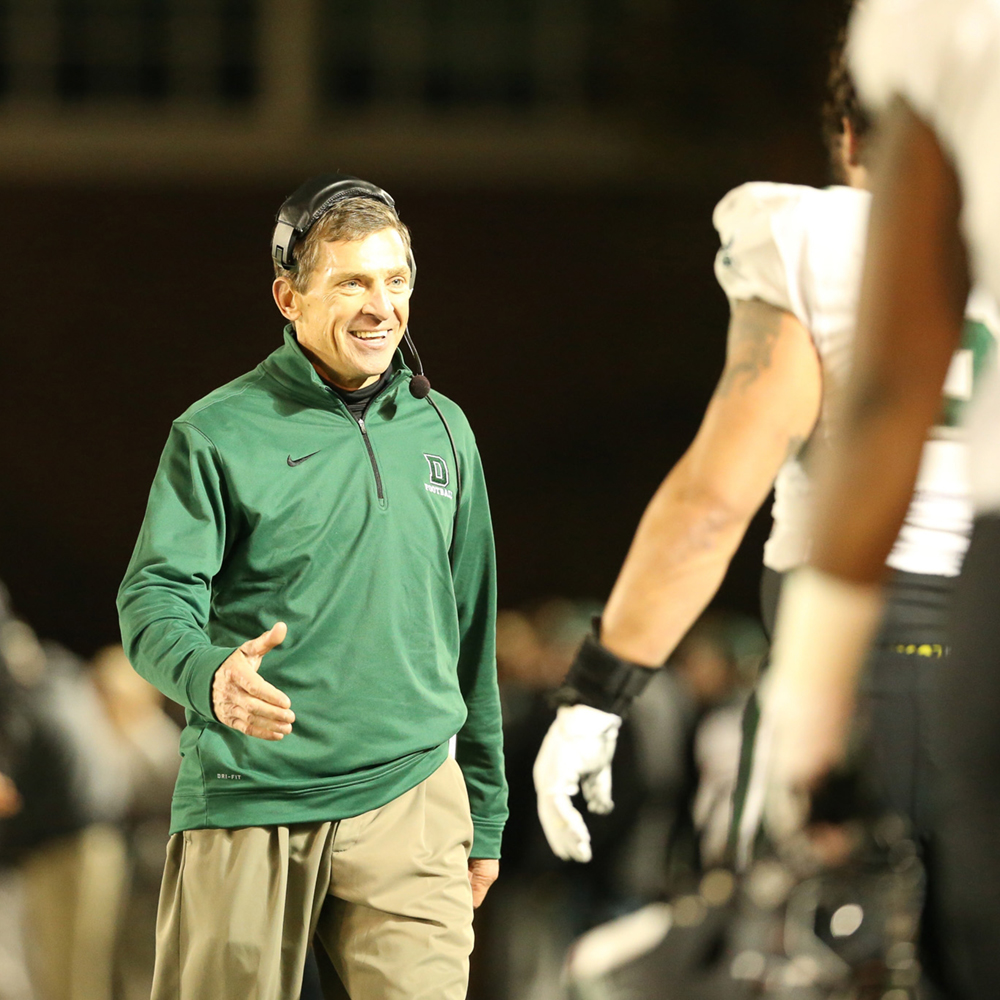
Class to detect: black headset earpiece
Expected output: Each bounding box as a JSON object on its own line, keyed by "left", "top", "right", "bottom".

{"left": 271, "top": 173, "right": 415, "bottom": 285}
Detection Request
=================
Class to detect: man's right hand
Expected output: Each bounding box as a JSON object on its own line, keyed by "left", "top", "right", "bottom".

{"left": 211, "top": 622, "right": 294, "bottom": 740}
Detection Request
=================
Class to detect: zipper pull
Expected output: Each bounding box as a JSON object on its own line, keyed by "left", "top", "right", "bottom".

{"left": 358, "top": 417, "right": 366, "bottom": 432}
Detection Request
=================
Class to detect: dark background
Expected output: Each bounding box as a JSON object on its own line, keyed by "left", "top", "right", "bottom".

{"left": 0, "top": 0, "right": 849, "bottom": 656}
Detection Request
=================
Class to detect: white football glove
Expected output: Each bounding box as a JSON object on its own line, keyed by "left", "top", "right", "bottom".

{"left": 533, "top": 704, "right": 623, "bottom": 863}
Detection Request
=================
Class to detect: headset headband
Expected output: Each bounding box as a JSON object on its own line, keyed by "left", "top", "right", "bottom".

{"left": 271, "top": 174, "right": 397, "bottom": 271}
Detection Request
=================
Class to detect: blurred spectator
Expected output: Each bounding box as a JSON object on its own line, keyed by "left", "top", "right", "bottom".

{"left": 0, "top": 775, "right": 20, "bottom": 819}
{"left": 482, "top": 598, "right": 645, "bottom": 1000}
{"left": 682, "top": 613, "right": 764, "bottom": 867}
{"left": 2, "top": 631, "right": 129, "bottom": 1000}
{"left": 0, "top": 587, "right": 133, "bottom": 1000}
{"left": 607, "top": 611, "right": 763, "bottom": 906}
{"left": 0, "top": 585, "right": 31, "bottom": 1000}
{"left": 89, "top": 645, "right": 179, "bottom": 1000}
{"left": 90, "top": 644, "right": 179, "bottom": 822}
{"left": 497, "top": 599, "right": 646, "bottom": 888}
{"left": 479, "top": 599, "right": 763, "bottom": 1000}
{"left": 669, "top": 613, "right": 764, "bottom": 870}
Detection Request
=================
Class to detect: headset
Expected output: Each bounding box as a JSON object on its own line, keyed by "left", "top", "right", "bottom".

{"left": 271, "top": 174, "right": 416, "bottom": 282}
{"left": 271, "top": 174, "right": 463, "bottom": 530}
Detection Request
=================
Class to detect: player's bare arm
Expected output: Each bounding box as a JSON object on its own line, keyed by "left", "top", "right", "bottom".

{"left": 535, "top": 297, "right": 820, "bottom": 862}
{"left": 762, "top": 98, "right": 972, "bottom": 822}
{"left": 810, "top": 96, "right": 970, "bottom": 586}
{"left": 601, "top": 297, "right": 821, "bottom": 667}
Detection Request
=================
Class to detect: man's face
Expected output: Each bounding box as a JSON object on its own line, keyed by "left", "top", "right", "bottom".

{"left": 275, "top": 228, "right": 412, "bottom": 390}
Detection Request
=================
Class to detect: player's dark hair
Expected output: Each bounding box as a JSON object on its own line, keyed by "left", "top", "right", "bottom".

{"left": 822, "top": 23, "right": 872, "bottom": 180}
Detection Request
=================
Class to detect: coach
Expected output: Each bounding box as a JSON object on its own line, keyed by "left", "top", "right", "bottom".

{"left": 118, "top": 176, "right": 507, "bottom": 999}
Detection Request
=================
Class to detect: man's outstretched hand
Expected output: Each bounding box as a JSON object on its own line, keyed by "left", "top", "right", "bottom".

{"left": 212, "top": 622, "right": 294, "bottom": 740}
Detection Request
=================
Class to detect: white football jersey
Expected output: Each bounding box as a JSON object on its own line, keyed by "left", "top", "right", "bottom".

{"left": 714, "top": 181, "right": 993, "bottom": 576}
{"left": 850, "top": 0, "right": 1000, "bottom": 514}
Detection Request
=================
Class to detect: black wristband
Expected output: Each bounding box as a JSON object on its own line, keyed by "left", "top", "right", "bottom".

{"left": 551, "top": 629, "right": 656, "bottom": 717}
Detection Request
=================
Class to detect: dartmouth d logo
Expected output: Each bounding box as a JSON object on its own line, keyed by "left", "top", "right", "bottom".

{"left": 423, "top": 454, "right": 453, "bottom": 499}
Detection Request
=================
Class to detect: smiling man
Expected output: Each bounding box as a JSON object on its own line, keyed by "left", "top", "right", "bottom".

{"left": 118, "top": 176, "right": 507, "bottom": 1000}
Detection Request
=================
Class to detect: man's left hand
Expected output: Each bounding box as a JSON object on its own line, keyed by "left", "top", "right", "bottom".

{"left": 756, "top": 676, "right": 857, "bottom": 842}
{"left": 468, "top": 858, "right": 499, "bottom": 908}
{"left": 757, "top": 568, "right": 883, "bottom": 843}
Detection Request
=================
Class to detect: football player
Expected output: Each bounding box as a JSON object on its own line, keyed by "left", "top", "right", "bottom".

{"left": 534, "top": 27, "right": 996, "bottom": 908}
{"left": 760, "top": 1, "right": 1000, "bottom": 993}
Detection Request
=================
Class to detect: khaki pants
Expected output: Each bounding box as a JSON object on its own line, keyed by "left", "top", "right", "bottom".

{"left": 151, "top": 758, "right": 474, "bottom": 1000}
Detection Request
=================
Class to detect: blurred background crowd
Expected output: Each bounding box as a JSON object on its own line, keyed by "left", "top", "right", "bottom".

{"left": 0, "top": 0, "right": 851, "bottom": 996}
{"left": 0, "top": 578, "right": 764, "bottom": 1000}
{"left": 0, "top": 585, "right": 178, "bottom": 1000}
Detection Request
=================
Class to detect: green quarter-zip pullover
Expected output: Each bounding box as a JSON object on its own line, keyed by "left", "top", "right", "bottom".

{"left": 118, "top": 327, "right": 507, "bottom": 857}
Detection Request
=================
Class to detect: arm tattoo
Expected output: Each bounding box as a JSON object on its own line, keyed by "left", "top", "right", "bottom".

{"left": 716, "top": 300, "right": 783, "bottom": 397}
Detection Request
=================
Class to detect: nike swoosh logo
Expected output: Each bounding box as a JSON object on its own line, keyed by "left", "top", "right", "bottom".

{"left": 287, "top": 451, "right": 320, "bottom": 467}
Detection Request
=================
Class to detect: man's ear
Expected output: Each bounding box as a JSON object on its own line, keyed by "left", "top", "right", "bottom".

{"left": 272, "top": 277, "right": 301, "bottom": 321}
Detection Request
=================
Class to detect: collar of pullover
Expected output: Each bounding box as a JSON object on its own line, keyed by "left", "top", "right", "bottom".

{"left": 262, "top": 324, "right": 410, "bottom": 410}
